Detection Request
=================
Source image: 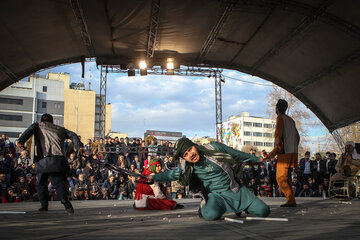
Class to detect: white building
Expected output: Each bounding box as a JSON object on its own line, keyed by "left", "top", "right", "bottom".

{"left": 220, "top": 112, "right": 276, "bottom": 152}
{"left": 0, "top": 74, "right": 64, "bottom": 141}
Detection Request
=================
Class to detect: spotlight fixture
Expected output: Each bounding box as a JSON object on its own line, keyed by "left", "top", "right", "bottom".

{"left": 139, "top": 60, "right": 147, "bottom": 70}
{"left": 139, "top": 60, "right": 147, "bottom": 76}
{"left": 166, "top": 58, "right": 175, "bottom": 75}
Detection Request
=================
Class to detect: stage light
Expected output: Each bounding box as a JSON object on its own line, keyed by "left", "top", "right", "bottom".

{"left": 139, "top": 60, "right": 148, "bottom": 76}
{"left": 139, "top": 60, "right": 147, "bottom": 70}
{"left": 166, "top": 58, "right": 174, "bottom": 69}
{"left": 166, "top": 58, "right": 174, "bottom": 75}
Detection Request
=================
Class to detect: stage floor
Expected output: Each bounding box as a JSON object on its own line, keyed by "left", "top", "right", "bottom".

{"left": 0, "top": 197, "right": 359, "bottom": 240}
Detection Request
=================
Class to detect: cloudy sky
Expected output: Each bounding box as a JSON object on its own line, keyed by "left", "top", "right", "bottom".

{"left": 47, "top": 62, "right": 331, "bottom": 152}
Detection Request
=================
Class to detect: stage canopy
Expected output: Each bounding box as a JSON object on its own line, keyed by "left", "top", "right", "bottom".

{"left": 1, "top": 0, "right": 359, "bottom": 132}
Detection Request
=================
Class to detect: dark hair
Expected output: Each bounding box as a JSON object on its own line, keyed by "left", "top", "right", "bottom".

{"left": 41, "top": 114, "right": 53, "bottom": 123}
{"left": 276, "top": 99, "right": 288, "bottom": 114}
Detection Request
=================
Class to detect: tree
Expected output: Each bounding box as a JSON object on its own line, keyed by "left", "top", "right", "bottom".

{"left": 333, "top": 122, "right": 360, "bottom": 146}
{"left": 145, "top": 135, "right": 157, "bottom": 146}
{"left": 266, "top": 86, "right": 321, "bottom": 150}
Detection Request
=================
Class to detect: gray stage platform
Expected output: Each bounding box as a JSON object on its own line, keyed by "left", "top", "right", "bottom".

{"left": 0, "top": 197, "right": 359, "bottom": 240}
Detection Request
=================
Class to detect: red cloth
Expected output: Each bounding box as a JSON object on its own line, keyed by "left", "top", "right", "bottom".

{"left": 134, "top": 166, "right": 176, "bottom": 210}
{"left": 1, "top": 195, "right": 7, "bottom": 203}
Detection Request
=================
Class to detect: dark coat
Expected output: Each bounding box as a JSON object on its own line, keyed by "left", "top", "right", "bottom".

{"left": 299, "top": 158, "right": 316, "bottom": 175}
{"left": 18, "top": 122, "right": 80, "bottom": 174}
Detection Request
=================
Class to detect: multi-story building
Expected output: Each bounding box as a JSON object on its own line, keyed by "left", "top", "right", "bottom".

{"left": 0, "top": 72, "right": 111, "bottom": 142}
{"left": 193, "top": 136, "right": 216, "bottom": 145}
{"left": 220, "top": 112, "right": 276, "bottom": 152}
{"left": 0, "top": 74, "right": 64, "bottom": 140}
{"left": 95, "top": 95, "right": 111, "bottom": 139}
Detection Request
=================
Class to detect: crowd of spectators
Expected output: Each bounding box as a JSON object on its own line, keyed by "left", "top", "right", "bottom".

{"left": 0, "top": 132, "right": 341, "bottom": 204}
{"left": 243, "top": 149, "right": 337, "bottom": 198}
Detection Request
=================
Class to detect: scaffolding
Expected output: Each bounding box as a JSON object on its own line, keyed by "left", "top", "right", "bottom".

{"left": 98, "top": 65, "right": 224, "bottom": 141}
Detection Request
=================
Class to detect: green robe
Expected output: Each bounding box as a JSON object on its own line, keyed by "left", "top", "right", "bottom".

{"left": 152, "top": 142, "right": 267, "bottom": 220}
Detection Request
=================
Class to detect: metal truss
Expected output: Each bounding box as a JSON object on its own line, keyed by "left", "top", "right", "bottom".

{"left": 215, "top": 71, "right": 225, "bottom": 142}
{"left": 99, "top": 65, "right": 224, "bottom": 141}
{"left": 236, "top": 0, "right": 360, "bottom": 41}
{"left": 250, "top": 0, "right": 333, "bottom": 73}
{"left": 69, "top": 0, "right": 96, "bottom": 57}
{"left": 331, "top": 129, "right": 345, "bottom": 152}
{"left": 146, "top": 0, "right": 161, "bottom": 59}
{"left": 0, "top": 61, "right": 18, "bottom": 84}
{"left": 291, "top": 49, "right": 360, "bottom": 94}
{"left": 198, "top": 0, "right": 239, "bottom": 62}
{"left": 99, "top": 65, "right": 108, "bottom": 139}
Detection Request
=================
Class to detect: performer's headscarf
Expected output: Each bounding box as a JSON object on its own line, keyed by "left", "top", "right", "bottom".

{"left": 345, "top": 141, "right": 360, "bottom": 160}
{"left": 148, "top": 159, "right": 161, "bottom": 173}
{"left": 174, "top": 137, "right": 196, "bottom": 160}
{"left": 345, "top": 141, "right": 355, "bottom": 148}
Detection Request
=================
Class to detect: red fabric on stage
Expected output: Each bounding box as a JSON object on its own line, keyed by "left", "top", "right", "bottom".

{"left": 134, "top": 164, "right": 177, "bottom": 210}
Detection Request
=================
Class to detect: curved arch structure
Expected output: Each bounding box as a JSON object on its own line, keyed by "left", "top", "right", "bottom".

{"left": 1, "top": 0, "right": 360, "bottom": 132}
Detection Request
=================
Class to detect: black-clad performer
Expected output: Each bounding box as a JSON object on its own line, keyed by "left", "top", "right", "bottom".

{"left": 17, "top": 114, "right": 81, "bottom": 213}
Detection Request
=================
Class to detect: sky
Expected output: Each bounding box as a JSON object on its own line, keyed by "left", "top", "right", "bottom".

{"left": 46, "top": 62, "right": 332, "bottom": 153}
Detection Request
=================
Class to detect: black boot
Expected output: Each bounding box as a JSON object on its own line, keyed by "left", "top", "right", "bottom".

{"left": 280, "top": 202, "right": 296, "bottom": 207}
{"left": 38, "top": 206, "right": 48, "bottom": 212}
{"left": 61, "top": 198, "right": 74, "bottom": 214}
{"left": 174, "top": 204, "right": 184, "bottom": 209}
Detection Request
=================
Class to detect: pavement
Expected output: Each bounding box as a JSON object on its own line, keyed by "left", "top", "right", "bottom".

{"left": 0, "top": 197, "right": 359, "bottom": 240}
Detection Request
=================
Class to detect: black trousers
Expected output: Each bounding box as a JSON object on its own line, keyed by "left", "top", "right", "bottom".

{"left": 37, "top": 172, "right": 69, "bottom": 208}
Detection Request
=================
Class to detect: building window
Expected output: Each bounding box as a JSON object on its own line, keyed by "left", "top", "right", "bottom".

{"left": 244, "top": 131, "right": 251, "bottom": 136}
{"left": 54, "top": 103, "right": 61, "bottom": 109}
{"left": 264, "top": 133, "right": 272, "bottom": 138}
{"left": 254, "top": 142, "right": 263, "bottom": 146}
{"left": 253, "top": 122, "right": 262, "bottom": 127}
{"left": 0, "top": 97, "right": 23, "bottom": 105}
{"left": 244, "top": 122, "right": 252, "bottom": 127}
{"left": 42, "top": 102, "right": 47, "bottom": 108}
{"left": 253, "top": 132, "right": 262, "bottom": 137}
{"left": 273, "top": 124, "right": 276, "bottom": 128}
{"left": 95, "top": 123, "right": 100, "bottom": 129}
{"left": 264, "top": 142, "right": 273, "bottom": 147}
{"left": 0, "top": 114, "right": 22, "bottom": 121}
{"left": 42, "top": 86, "right": 47, "bottom": 92}
{"left": 264, "top": 123, "right": 272, "bottom": 128}
{"left": 243, "top": 141, "right": 252, "bottom": 145}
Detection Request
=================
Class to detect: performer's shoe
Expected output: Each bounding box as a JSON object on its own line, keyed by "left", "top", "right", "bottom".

{"left": 61, "top": 198, "right": 74, "bottom": 214}
{"left": 38, "top": 207, "right": 48, "bottom": 212}
{"left": 174, "top": 204, "right": 184, "bottom": 209}
{"left": 280, "top": 202, "right": 297, "bottom": 207}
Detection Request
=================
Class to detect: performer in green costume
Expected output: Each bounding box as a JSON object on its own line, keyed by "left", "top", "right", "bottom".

{"left": 148, "top": 137, "right": 270, "bottom": 220}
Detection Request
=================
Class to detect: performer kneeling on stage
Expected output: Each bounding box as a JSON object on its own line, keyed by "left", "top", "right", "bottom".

{"left": 148, "top": 137, "right": 270, "bottom": 220}
{"left": 134, "top": 159, "right": 184, "bottom": 210}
